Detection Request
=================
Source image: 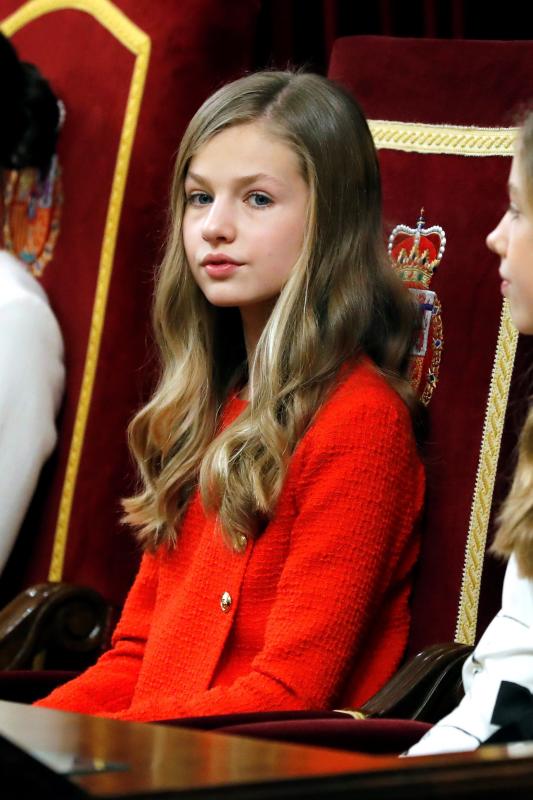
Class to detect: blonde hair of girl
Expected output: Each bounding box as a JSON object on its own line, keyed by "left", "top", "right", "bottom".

{"left": 492, "top": 110, "right": 533, "bottom": 577}
{"left": 122, "top": 70, "right": 418, "bottom": 551}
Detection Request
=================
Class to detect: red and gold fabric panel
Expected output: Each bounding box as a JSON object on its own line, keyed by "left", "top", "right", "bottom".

{"left": 329, "top": 36, "right": 533, "bottom": 653}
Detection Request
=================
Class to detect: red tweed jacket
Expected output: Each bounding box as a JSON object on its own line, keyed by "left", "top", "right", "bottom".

{"left": 38, "top": 357, "right": 424, "bottom": 722}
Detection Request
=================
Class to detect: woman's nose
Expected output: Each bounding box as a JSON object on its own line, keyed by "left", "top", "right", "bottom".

{"left": 201, "top": 200, "right": 236, "bottom": 243}
{"left": 486, "top": 215, "right": 507, "bottom": 258}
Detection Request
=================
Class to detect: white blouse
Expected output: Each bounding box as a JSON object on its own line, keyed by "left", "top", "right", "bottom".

{"left": 408, "top": 553, "right": 533, "bottom": 755}
{"left": 0, "top": 251, "right": 65, "bottom": 573}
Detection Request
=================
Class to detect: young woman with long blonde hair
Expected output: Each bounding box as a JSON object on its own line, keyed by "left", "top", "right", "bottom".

{"left": 409, "top": 111, "right": 533, "bottom": 754}
{"left": 38, "top": 71, "right": 424, "bottom": 722}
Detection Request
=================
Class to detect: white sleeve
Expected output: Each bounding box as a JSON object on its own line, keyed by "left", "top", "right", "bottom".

{"left": 407, "top": 556, "right": 533, "bottom": 756}
{"left": 0, "top": 295, "right": 65, "bottom": 573}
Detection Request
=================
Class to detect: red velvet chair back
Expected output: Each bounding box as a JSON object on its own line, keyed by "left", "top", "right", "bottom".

{"left": 0, "top": 0, "right": 259, "bottom": 608}
{"left": 329, "top": 36, "right": 533, "bottom": 654}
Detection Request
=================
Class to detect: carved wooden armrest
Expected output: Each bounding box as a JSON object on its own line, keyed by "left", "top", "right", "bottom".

{"left": 340, "top": 643, "right": 473, "bottom": 723}
{"left": 0, "top": 582, "right": 114, "bottom": 671}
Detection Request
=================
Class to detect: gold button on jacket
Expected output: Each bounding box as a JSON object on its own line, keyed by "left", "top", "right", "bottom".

{"left": 220, "top": 591, "right": 232, "bottom": 612}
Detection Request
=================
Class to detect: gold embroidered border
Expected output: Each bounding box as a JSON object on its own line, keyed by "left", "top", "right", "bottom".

{"left": 455, "top": 303, "right": 518, "bottom": 644}
{"left": 1, "top": 0, "right": 151, "bottom": 581}
{"left": 369, "top": 120, "right": 517, "bottom": 156}
{"left": 371, "top": 119, "right": 517, "bottom": 645}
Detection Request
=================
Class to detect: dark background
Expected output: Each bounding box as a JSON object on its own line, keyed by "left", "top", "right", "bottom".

{"left": 253, "top": 0, "right": 533, "bottom": 74}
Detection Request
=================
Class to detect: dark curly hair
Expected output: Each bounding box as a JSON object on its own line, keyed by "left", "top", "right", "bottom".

{"left": 0, "top": 32, "right": 59, "bottom": 173}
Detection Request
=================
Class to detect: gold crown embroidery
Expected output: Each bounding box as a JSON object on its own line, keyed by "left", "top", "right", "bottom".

{"left": 389, "top": 210, "right": 446, "bottom": 405}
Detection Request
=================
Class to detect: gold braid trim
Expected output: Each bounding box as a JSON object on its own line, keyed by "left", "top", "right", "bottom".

{"left": 370, "top": 120, "right": 517, "bottom": 645}
{"left": 1, "top": 0, "right": 151, "bottom": 581}
{"left": 369, "top": 120, "right": 517, "bottom": 156}
{"left": 455, "top": 302, "right": 518, "bottom": 645}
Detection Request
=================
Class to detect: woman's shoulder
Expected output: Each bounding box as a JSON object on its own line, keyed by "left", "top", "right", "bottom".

{"left": 303, "top": 356, "right": 414, "bottom": 450}
{"left": 0, "top": 250, "right": 63, "bottom": 337}
{"left": 501, "top": 554, "right": 533, "bottom": 621}
{"left": 325, "top": 356, "right": 409, "bottom": 419}
{"left": 0, "top": 250, "right": 49, "bottom": 307}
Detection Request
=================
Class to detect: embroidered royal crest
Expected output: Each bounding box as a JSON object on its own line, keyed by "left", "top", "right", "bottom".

{"left": 389, "top": 210, "right": 446, "bottom": 405}
{"left": 2, "top": 154, "right": 63, "bottom": 278}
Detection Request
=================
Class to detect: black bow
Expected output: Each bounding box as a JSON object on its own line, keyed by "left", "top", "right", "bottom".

{"left": 484, "top": 680, "right": 533, "bottom": 745}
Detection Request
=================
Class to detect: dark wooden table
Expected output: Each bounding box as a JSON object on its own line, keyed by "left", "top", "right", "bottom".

{"left": 2, "top": 700, "right": 533, "bottom": 798}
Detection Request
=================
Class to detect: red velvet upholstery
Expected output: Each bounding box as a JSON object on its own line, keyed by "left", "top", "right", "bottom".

{"left": 329, "top": 36, "right": 533, "bottom": 653}
{"left": 0, "top": 0, "right": 259, "bottom": 608}
{"left": 169, "top": 712, "right": 431, "bottom": 754}
{"left": 215, "top": 718, "right": 431, "bottom": 754}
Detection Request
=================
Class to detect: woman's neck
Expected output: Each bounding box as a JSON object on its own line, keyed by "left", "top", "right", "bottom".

{"left": 240, "top": 300, "right": 276, "bottom": 367}
{"left": 238, "top": 300, "right": 277, "bottom": 402}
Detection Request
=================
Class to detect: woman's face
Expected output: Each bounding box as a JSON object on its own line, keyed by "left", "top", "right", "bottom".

{"left": 182, "top": 122, "right": 309, "bottom": 324}
{"left": 487, "top": 153, "right": 533, "bottom": 335}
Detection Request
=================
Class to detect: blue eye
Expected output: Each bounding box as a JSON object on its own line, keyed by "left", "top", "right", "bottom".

{"left": 248, "top": 192, "right": 272, "bottom": 208}
{"left": 187, "top": 191, "right": 212, "bottom": 206}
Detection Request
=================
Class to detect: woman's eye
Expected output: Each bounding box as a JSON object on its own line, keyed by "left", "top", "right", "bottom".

{"left": 508, "top": 203, "right": 521, "bottom": 219}
{"left": 187, "top": 191, "right": 212, "bottom": 206}
{"left": 247, "top": 192, "right": 273, "bottom": 208}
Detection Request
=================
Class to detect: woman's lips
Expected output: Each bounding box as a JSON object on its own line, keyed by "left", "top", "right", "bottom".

{"left": 203, "top": 262, "right": 242, "bottom": 278}
{"left": 201, "top": 255, "right": 243, "bottom": 279}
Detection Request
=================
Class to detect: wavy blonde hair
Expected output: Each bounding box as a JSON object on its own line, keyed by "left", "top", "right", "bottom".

{"left": 492, "top": 111, "right": 533, "bottom": 577}
{"left": 122, "top": 71, "right": 418, "bottom": 551}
